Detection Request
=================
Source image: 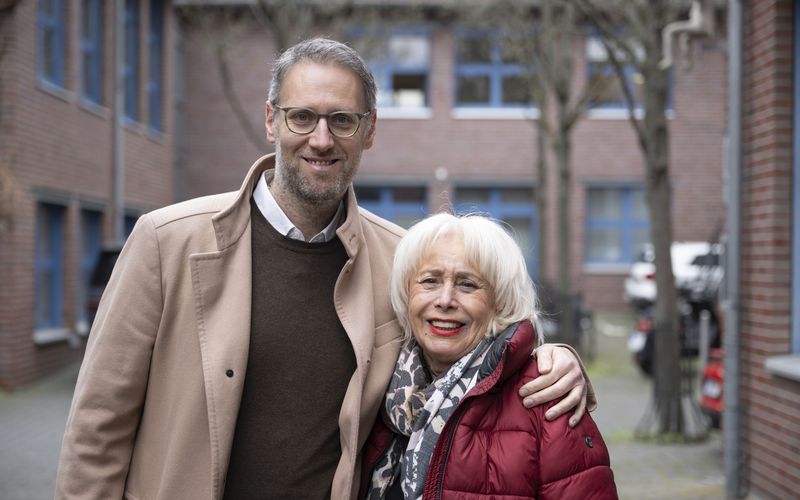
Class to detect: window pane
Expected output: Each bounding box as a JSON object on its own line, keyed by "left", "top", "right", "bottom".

{"left": 587, "top": 228, "right": 622, "bottom": 262}
{"left": 394, "top": 215, "right": 422, "bottom": 229}
{"left": 354, "top": 186, "right": 381, "bottom": 203}
{"left": 457, "top": 75, "right": 490, "bottom": 104}
{"left": 632, "top": 228, "right": 650, "bottom": 257}
{"left": 501, "top": 188, "right": 534, "bottom": 204}
{"left": 392, "top": 74, "right": 426, "bottom": 107}
{"left": 588, "top": 64, "right": 627, "bottom": 107}
{"left": 632, "top": 188, "right": 648, "bottom": 218}
{"left": 455, "top": 187, "right": 490, "bottom": 204}
{"left": 457, "top": 37, "right": 491, "bottom": 63}
{"left": 504, "top": 216, "right": 534, "bottom": 261}
{"left": 389, "top": 35, "right": 428, "bottom": 66}
{"left": 394, "top": 186, "right": 426, "bottom": 203}
{"left": 502, "top": 75, "right": 530, "bottom": 104}
{"left": 500, "top": 40, "right": 525, "bottom": 64}
{"left": 588, "top": 189, "right": 622, "bottom": 218}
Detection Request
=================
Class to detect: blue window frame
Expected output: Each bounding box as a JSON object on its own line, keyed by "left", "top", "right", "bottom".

{"left": 365, "top": 31, "right": 431, "bottom": 108}
{"left": 81, "top": 0, "right": 104, "bottom": 104}
{"left": 124, "top": 0, "right": 140, "bottom": 121}
{"left": 79, "top": 210, "right": 103, "bottom": 325}
{"left": 585, "top": 37, "right": 672, "bottom": 111}
{"left": 585, "top": 37, "right": 644, "bottom": 110}
{"left": 584, "top": 185, "right": 649, "bottom": 264}
{"left": 147, "top": 0, "right": 164, "bottom": 131}
{"left": 454, "top": 187, "right": 539, "bottom": 277}
{"left": 35, "top": 203, "right": 66, "bottom": 329}
{"left": 454, "top": 32, "right": 534, "bottom": 108}
{"left": 37, "top": 0, "right": 67, "bottom": 87}
{"left": 353, "top": 186, "right": 428, "bottom": 229}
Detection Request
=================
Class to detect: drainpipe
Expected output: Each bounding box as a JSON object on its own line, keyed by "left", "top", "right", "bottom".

{"left": 723, "top": 0, "right": 744, "bottom": 497}
{"left": 112, "top": 0, "right": 126, "bottom": 244}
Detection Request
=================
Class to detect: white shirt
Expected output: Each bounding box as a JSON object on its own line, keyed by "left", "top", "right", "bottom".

{"left": 252, "top": 172, "right": 345, "bottom": 243}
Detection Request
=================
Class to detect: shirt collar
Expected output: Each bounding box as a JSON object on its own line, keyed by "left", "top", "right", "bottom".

{"left": 252, "top": 172, "right": 344, "bottom": 243}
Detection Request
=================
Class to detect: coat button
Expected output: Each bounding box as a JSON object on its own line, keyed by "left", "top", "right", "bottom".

{"left": 226, "top": 369, "right": 234, "bottom": 378}
{"left": 584, "top": 436, "right": 594, "bottom": 448}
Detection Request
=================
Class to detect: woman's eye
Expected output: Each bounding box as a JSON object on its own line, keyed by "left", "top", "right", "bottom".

{"left": 457, "top": 280, "right": 477, "bottom": 290}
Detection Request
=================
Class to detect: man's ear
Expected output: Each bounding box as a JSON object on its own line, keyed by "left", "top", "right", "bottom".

{"left": 265, "top": 101, "right": 277, "bottom": 144}
{"left": 363, "top": 109, "right": 377, "bottom": 150}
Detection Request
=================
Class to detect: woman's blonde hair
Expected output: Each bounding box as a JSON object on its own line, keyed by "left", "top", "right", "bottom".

{"left": 390, "top": 213, "right": 541, "bottom": 344}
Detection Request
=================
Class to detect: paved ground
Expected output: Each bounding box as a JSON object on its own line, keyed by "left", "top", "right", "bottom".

{"left": 0, "top": 310, "right": 753, "bottom": 499}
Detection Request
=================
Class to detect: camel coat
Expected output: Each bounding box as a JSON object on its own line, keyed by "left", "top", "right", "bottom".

{"left": 55, "top": 154, "right": 406, "bottom": 500}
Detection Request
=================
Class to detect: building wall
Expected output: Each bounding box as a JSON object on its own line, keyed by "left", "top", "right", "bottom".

{"left": 740, "top": 0, "right": 800, "bottom": 497}
{"left": 178, "top": 12, "right": 727, "bottom": 311}
{"left": 0, "top": 0, "right": 176, "bottom": 389}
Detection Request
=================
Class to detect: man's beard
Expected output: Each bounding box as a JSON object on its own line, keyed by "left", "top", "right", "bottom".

{"left": 274, "top": 145, "right": 360, "bottom": 204}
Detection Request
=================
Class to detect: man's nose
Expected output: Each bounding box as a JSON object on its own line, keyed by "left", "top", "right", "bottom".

{"left": 308, "top": 118, "right": 335, "bottom": 150}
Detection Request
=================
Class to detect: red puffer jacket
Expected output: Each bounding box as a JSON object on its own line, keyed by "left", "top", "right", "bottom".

{"left": 361, "top": 320, "right": 618, "bottom": 499}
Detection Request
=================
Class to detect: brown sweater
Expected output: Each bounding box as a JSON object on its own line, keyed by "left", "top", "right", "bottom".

{"left": 223, "top": 202, "right": 356, "bottom": 499}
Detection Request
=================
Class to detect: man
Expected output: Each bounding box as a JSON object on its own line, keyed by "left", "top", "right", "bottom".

{"left": 55, "top": 38, "right": 593, "bottom": 500}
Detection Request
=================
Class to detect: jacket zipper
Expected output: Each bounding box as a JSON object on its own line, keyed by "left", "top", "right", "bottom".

{"left": 431, "top": 354, "right": 508, "bottom": 499}
{"left": 434, "top": 403, "right": 468, "bottom": 500}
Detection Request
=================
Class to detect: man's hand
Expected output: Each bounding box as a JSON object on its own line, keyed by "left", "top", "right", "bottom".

{"left": 518, "top": 344, "right": 590, "bottom": 428}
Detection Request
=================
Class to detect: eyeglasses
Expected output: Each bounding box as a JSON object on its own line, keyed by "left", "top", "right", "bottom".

{"left": 272, "top": 104, "right": 372, "bottom": 138}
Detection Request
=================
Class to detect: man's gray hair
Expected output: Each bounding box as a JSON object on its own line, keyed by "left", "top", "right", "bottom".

{"left": 268, "top": 38, "right": 377, "bottom": 112}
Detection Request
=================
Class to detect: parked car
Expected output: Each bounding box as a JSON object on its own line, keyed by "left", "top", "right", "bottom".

{"left": 623, "top": 241, "right": 721, "bottom": 307}
{"left": 86, "top": 245, "right": 123, "bottom": 329}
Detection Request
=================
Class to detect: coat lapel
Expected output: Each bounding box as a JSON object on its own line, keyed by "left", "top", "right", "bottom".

{"left": 190, "top": 154, "right": 274, "bottom": 498}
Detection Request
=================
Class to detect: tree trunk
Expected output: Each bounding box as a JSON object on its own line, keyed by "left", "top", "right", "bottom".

{"left": 555, "top": 129, "right": 575, "bottom": 347}
{"left": 634, "top": 0, "right": 707, "bottom": 440}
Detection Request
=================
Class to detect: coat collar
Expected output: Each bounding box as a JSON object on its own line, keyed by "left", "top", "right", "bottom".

{"left": 213, "top": 153, "right": 364, "bottom": 257}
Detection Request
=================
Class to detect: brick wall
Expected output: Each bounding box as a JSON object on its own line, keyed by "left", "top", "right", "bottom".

{"left": 0, "top": 0, "right": 176, "bottom": 389}
{"left": 178, "top": 11, "right": 727, "bottom": 311}
{"left": 740, "top": 0, "right": 800, "bottom": 497}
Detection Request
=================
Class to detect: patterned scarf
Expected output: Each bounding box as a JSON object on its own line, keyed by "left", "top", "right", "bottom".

{"left": 367, "top": 336, "right": 494, "bottom": 499}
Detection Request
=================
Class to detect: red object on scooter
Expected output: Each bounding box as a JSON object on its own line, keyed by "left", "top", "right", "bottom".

{"left": 700, "top": 347, "right": 724, "bottom": 427}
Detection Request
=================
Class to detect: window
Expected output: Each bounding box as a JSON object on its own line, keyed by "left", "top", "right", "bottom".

{"left": 584, "top": 186, "right": 649, "bottom": 264}
{"left": 80, "top": 0, "right": 104, "bottom": 104}
{"left": 454, "top": 186, "right": 539, "bottom": 277}
{"left": 147, "top": 0, "right": 164, "bottom": 131}
{"left": 78, "top": 210, "right": 103, "bottom": 329}
{"left": 35, "top": 203, "right": 66, "bottom": 330}
{"left": 356, "top": 32, "right": 430, "bottom": 109}
{"left": 353, "top": 186, "right": 428, "bottom": 229}
{"left": 37, "top": 0, "right": 67, "bottom": 87}
{"left": 455, "top": 32, "right": 535, "bottom": 108}
{"left": 585, "top": 37, "right": 645, "bottom": 110}
{"left": 124, "top": 0, "right": 140, "bottom": 121}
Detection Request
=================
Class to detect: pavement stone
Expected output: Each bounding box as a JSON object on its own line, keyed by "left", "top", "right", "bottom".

{"left": 0, "top": 310, "right": 752, "bottom": 499}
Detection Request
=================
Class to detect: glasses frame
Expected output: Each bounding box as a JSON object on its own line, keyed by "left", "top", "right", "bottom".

{"left": 272, "top": 104, "right": 372, "bottom": 138}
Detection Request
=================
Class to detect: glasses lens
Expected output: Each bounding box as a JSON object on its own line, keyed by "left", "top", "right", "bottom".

{"left": 328, "top": 112, "right": 359, "bottom": 137}
{"left": 285, "top": 108, "right": 318, "bottom": 134}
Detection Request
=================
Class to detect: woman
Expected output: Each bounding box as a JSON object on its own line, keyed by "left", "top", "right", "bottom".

{"left": 362, "top": 213, "right": 617, "bottom": 499}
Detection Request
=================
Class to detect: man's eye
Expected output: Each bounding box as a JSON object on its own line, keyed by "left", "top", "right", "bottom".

{"left": 331, "top": 113, "right": 356, "bottom": 127}
{"left": 290, "top": 111, "right": 314, "bottom": 123}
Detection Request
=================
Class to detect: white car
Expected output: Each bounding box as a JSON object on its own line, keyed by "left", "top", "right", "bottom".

{"left": 623, "top": 241, "right": 720, "bottom": 307}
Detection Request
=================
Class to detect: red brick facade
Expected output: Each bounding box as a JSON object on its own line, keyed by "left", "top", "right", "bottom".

{"left": 740, "top": 0, "right": 800, "bottom": 497}
{"left": 0, "top": 0, "right": 176, "bottom": 389}
{"left": 178, "top": 13, "right": 727, "bottom": 311}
